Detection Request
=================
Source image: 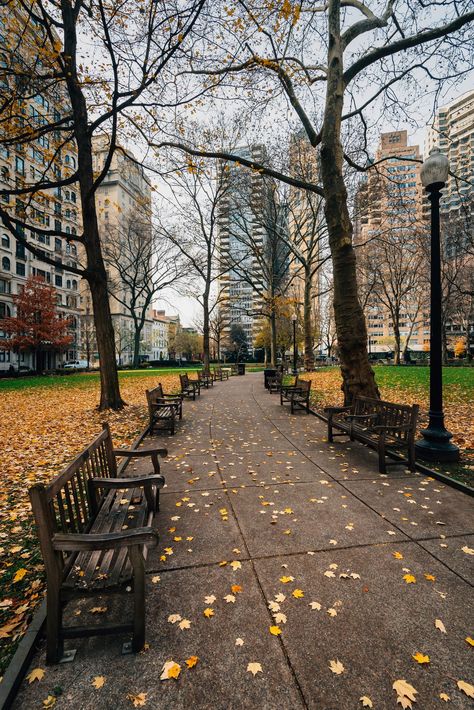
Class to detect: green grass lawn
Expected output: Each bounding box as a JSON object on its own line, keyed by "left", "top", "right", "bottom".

{"left": 373, "top": 364, "right": 474, "bottom": 393}
{"left": 0, "top": 366, "right": 203, "bottom": 392}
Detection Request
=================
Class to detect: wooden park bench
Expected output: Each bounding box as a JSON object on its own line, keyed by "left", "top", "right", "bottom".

{"left": 179, "top": 372, "right": 201, "bottom": 400}
{"left": 230, "top": 363, "right": 239, "bottom": 376}
{"left": 200, "top": 368, "right": 214, "bottom": 388}
{"left": 145, "top": 383, "right": 183, "bottom": 435}
{"left": 268, "top": 371, "right": 283, "bottom": 394}
{"left": 325, "top": 396, "right": 419, "bottom": 474}
{"left": 28, "top": 423, "right": 167, "bottom": 664}
{"left": 213, "top": 366, "right": 229, "bottom": 381}
{"left": 280, "top": 378, "right": 311, "bottom": 413}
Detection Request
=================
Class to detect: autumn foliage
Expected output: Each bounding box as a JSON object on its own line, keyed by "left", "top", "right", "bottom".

{"left": 0, "top": 276, "right": 73, "bottom": 373}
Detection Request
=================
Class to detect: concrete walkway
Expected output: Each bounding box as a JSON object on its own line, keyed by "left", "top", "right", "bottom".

{"left": 14, "top": 373, "right": 474, "bottom": 709}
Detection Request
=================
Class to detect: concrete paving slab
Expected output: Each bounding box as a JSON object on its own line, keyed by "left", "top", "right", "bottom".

{"left": 253, "top": 544, "right": 474, "bottom": 710}
{"left": 160, "top": 454, "right": 222, "bottom": 493}
{"left": 14, "top": 564, "right": 305, "bottom": 710}
{"left": 216, "top": 450, "right": 326, "bottom": 487}
{"left": 305, "top": 440, "right": 415, "bottom": 480}
{"left": 419, "top": 535, "right": 474, "bottom": 585}
{"left": 345, "top": 476, "right": 474, "bottom": 539}
{"left": 229, "top": 481, "right": 408, "bottom": 558}
{"left": 147, "top": 489, "right": 247, "bottom": 571}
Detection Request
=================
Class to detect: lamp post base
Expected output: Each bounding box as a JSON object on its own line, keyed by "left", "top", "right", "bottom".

{"left": 415, "top": 426, "right": 460, "bottom": 463}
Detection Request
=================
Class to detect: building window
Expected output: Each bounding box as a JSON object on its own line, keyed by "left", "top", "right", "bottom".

{"left": 16, "top": 241, "right": 26, "bottom": 259}
{"left": 0, "top": 278, "right": 10, "bottom": 293}
{"left": 55, "top": 274, "right": 62, "bottom": 287}
{"left": 15, "top": 157, "right": 25, "bottom": 175}
{"left": 1, "top": 234, "right": 9, "bottom": 248}
{"left": 2, "top": 256, "right": 10, "bottom": 271}
{"left": 16, "top": 262, "right": 26, "bottom": 276}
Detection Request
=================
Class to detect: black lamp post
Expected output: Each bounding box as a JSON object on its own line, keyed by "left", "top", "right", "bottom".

{"left": 415, "top": 147, "right": 459, "bottom": 463}
{"left": 292, "top": 313, "right": 298, "bottom": 376}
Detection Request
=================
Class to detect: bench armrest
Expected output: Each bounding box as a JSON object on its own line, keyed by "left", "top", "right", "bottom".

{"left": 89, "top": 474, "right": 165, "bottom": 489}
{"left": 113, "top": 448, "right": 168, "bottom": 458}
{"left": 52, "top": 527, "right": 158, "bottom": 552}
{"left": 160, "top": 394, "right": 183, "bottom": 400}
{"left": 150, "top": 401, "right": 177, "bottom": 409}
{"left": 325, "top": 406, "right": 351, "bottom": 414}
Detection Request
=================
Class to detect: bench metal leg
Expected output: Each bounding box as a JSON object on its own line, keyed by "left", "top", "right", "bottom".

{"left": 130, "top": 546, "right": 146, "bottom": 653}
{"left": 378, "top": 434, "right": 387, "bottom": 474}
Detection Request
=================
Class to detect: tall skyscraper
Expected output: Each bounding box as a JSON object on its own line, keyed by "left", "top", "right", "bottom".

{"left": 354, "top": 130, "right": 429, "bottom": 357}
{"left": 217, "top": 145, "right": 274, "bottom": 352}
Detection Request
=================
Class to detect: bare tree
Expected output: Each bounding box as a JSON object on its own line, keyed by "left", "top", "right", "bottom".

{"left": 103, "top": 211, "right": 183, "bottom": 368}
{"left": 148, "top": 0, "right": 474, "bottom": 402}
{"left": 0, "top": 0, "right": 204, "bottom": 408}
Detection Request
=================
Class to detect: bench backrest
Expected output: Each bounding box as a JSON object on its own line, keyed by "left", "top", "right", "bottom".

{"left": 29, "top": 423, "right": 117, "bottom": 577}
{"left": 298, "top": 380, "right": 311, "bottom": 396}
{"left": 353, "top": 396, "right": 419, "bottom": 440}
{"left": 146, "top": 384, "right": 164, "bottom": 416}
{"left": 180, "top": 373, "right": 189, "bottom": 389}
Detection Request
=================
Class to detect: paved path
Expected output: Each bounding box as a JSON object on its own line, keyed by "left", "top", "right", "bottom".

{"left": 15, "top": 373, "right": 474, "bottom": 709}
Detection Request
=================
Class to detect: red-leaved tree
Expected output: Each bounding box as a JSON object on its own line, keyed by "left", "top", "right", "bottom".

{"left": 0, "top": 276, "right": 73, "bottom": 374}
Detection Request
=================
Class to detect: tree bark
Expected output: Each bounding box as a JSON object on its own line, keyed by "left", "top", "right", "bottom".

{"left": 303, "top": 269, "right": 315, "bottom": 371}
{"left": 133, "top": 325, "right": 141, "bottom": 368}
{"left": 269, "top": 311, "right": 277, "bottom": 368}
{"left": 203, "top": 290, "right": 210, "bottom": 369}
{"left": 320, "top": 0, "right": 379, "bottom": 404}
{"left": 62, "top": 0, "right": 124, "bottom": 410}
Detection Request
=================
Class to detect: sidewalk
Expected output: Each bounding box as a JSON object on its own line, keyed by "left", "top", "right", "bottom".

{"left": 13, "top": 373, "right": 474, "bottom": 709}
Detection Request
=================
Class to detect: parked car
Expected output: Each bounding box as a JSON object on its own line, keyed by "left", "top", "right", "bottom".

{"left": 63, "top": 360, "right": 88, "bottom": 370}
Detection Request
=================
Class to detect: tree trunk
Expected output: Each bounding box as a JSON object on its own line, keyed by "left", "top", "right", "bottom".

{"left": 203, "top": 298, "right": 210, "bottom": 370}
{"left": 62, "top": 1, "right": 124, "bottom": 410}
{"left": 303, "top": 270, "right": 315, "bottom": 371}
{"left": 133, "top": 325, "right": 141, "bottom": 368}
{"left": 320, "top": 0, "right": 379, "bottom": 404}
{"left": 269, "top": 311, "right": 277, "bottom": 368}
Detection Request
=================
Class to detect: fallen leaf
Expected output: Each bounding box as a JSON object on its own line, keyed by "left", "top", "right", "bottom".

{"left": 42, "top": 696, "right": 56, "bottom": 708}
{"left": 273, "top": 613, "right": 287, "bottom": 625}
{"left": 231, "top": 585, "right": 243, "bottom": 594}
{"left": 292, "top": 589, "right": 304, "bottom": 598}
{"left": 269, "top": 625, "right": 282, "bottom": 636}
{"left": 167, "top": 614, "right": 181, "bottom": 624}
{"left": 424, "top": 574, "right": 436, "bottom": 582}
{"left": 393, "top": 552, "right": 404, "bottom": 559}
{"left": 178, "top": 619, "right": 191, "bottom": 630}
{"left": 393, "top": 679, "right": 418, "bottom": 708}
{"left": 435, "top": 619, "right": 446, "bottom": 633}
{"left": 465, "top": 636, "right": 474, "bottom": 646}
{"left": 127, "top": 692, "right": 148, "bottom": 706}
{"left": 230, "top": 560, "right": 242, "bottom": 571}
{"left": 224, "top": 594, "right": 236, "bottom": 604}
{"left": 457, "top": 680, "right": 474, "bottom": 698}
{"left": 329, "top": 659, "right": 344, "bottom": 675}
{"left": 151, "top": 576, "right": 160, "bottom": 584}
{"left": 235, "top": 638, "right": 244, "bottom": 646}
{"left": 359, "top": 697, "right": 373, "bottom": 708}
{"left": 204, "top": 595, "right": 216, "bottom": 604}
{"left": 247, "top": 662, "right": 263, "bottom": 676}
{"left": 160, "top": 661, "right": 181, "bottom": 681}
{"left": 310, "top": 601, "right": 322, "bottom": 610}
{"left": 203, "top": 607, "right": 214, "bottom": 618}
{"left": 185, "top": 656, "right": 199, "bottom": 669}
{"left": 27, "top": 668, "right": 45, "bottom": 683}
{"left": 280, "top": 576, "right": 294, "bottom": 583}
{"left": 13, "top": 568, "right": 27, "bottom": 583}
{"left": 412, "top": 652, "right": 430, "bottom": 664}
{"left": 403, "top": 574, "right": 416, "bottom": 584}
{"left": 461, "top": 546, "right": 474, "bottom": 555}
{"left": 439, "top": 693, "right": 450, "bottom": 702}
{"left": 92, "top": 676, "right": 106, "bottom": 689}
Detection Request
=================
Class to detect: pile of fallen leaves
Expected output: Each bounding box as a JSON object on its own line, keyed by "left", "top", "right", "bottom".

{"left": 0, "top": 373, "right": 180, "bottom": 675}
{"left": 302, "top": 367, "right": 474, "bottom": 464}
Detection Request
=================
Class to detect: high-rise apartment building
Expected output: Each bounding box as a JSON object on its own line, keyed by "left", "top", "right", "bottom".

{"left": 426, "top": 89, "right": 474, "bottom": 220}
{"left": 354, "top": 130, "right": 429, "bottom": 356}
{"left": 288, "top": 132, "right": 324, "bottom": 351}
{"left": 83, "top": 137, "right": 153, "bottom": 365}
{"left": 0, "top": 8, "right": 82, "bottom": 371}
{"left": 217, "top": 145, "right": 273, "bottom": 351}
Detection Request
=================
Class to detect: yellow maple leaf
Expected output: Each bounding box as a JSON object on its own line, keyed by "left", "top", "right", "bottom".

{"left": 457, "top": 680, "right": 474, "bottom": 698}
{"left": 185, "top": 656, "right": 199, "bottom": 668}
{"left": 393, "top": 679, "right": 418, "bottom": 708}
{"left": 160, "top": 661, "right": 181, "bottom": 681}
{"left": 465, "top": 636, "right": 474, "bottom": 646}
{"left": 424, "top": 573, "right": 436, "bottom": 581}
{"left": 231, "top": 584, "right": 243, "bottom": 594}
{"left": 92, "top": 676, "right": 105, "bottom": 689}
{"left": 292, "top": 589, "right": 304, "bottom": 598}
{"left": 280, "top": 576, "right": 293, "bottom": 583}
{"left": 13, "top": 568, "right": 27, "bottom": 583}
{"left": 393, "top": 551, "right": 404, "bottom": 559}
{"left": 403, "top": 574, "right": 416, "bottom": 584}
{"left": 127, "top": 691, "right": 148, "bottom": 706}
{"left": 42, "top": 696, "right": 56, "bottom": 708}
{"left": 230, "top": 560, "right": 242, "bottom": 571}
{"left": 27, "top": 668, "right": 45, "bottom": 683}
{"left": 203, "top": 607, "right": 214, "bottom": 618}
{"left": 269, "top": 625, "right": 282, "bottom": 636}
{"left": 329, "top": 659, "right": 344, "bottom": 675}
{"left": 247, "top": 662, "right": 262, "bottom": 676}
{"left": 412, "top": 652, "right": 430, "bottom": 664}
